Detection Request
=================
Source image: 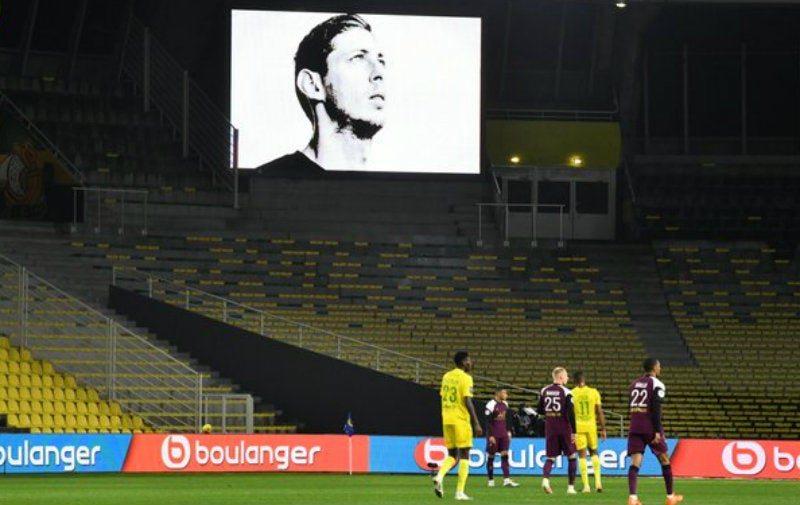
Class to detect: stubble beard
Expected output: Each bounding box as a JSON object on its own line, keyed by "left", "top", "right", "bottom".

{"left": 324, "top": 99, "right": 384, "bottom": 140}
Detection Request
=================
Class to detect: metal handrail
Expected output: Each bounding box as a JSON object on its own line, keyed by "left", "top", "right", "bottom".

{"left": 0, "top": 89, "right": 86, "bottom": 184}
{"left": 476, "top": 202, "right": 565, "bottom": 247}
{"left": 0, "top": 253, "right": 204, "bottom": 431}
{"left": 119, "top": 18, "right": 239, "bottom": 206}
{"left": 72, "top": 186, "right": 150, "bottom": 235}
{"left": 113, "top": 265, "right": 628, "bottom": 436}
{"left": 111, "top": 266, "right": 544, "bottom": 400}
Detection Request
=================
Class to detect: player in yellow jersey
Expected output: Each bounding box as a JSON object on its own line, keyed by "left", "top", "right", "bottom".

{"left": 572, "top": 371, "right": 607, "bottom": 493}
{"left": 433, "top": 351, "right": 483, "bottom": 501}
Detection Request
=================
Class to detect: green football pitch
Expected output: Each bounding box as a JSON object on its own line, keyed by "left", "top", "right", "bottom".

{"left": 0, "top": 473, "right": 795, "bottom": 505}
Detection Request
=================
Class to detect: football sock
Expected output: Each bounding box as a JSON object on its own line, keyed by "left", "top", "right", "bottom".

{"left": 579, "top": 457, "right": 589, "bottom": 489}
{"left": 487, "top": 455, "right": 495, "bottom": 480}
{"left": 436, "top": 456, "right": 457, "bottom": 482}
{"left": 662, "top": 464, "right": 674, "bottom": 495}
{"left": 456, "top": 459, "right": 470, "bottom": 493}
{"left": 543, "top": 459, "right": 554, "bottom": 478}
{"left": 501, "top": 455, "right": 510, "bottom": 479}
{"left": 591, "top": 455, "right": 602, "bottom": 488}
{"left": 568, "top": 457, "right": 577, "bottom": 485}
{"left": 628, "top": 465, "right": 640, "bottom": 495}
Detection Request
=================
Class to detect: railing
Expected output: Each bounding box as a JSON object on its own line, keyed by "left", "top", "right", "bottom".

{"left": 0, "top": 89, "right": 86, "bottom": 185}
{"left": 119, "top": 18, "right": 239, "bottom": 207}
{"left": 111, "top": 267, "right": 545, "bottom": 406}
{"left": 476, "top": 203, "right": 565, "bottom": 248}
{"left": 203, "top": 393, "right": 254, "bottom": 434}
{"left": 72, "top": 187, "right": 149, "bottom": 236}
{"left": 0, "top": 254, "right": 205, "bottom": 432}
{"left": 110, "top": 267, "right": 628, "bottom": 437}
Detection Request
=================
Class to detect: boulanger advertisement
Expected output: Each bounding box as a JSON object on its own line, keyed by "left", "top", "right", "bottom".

{"left": 1, "top": 434, "right": 797, "bottom": 479}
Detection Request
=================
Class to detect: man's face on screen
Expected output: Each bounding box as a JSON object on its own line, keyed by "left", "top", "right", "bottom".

{"left": 323, "top": 27, "right": 386, "bottom": 138}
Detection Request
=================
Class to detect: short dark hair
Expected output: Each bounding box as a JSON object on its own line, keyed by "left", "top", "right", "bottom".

{"left": 573, "top": 371, "right": 585, "bottom": 383}
{"left": 495, "top": 386, "right": 507, "bottom": 393}
{"left": 454, "top": 351, "right": 470, "bottom": 367}
{"left": 643, "top": 357, "right": 659, "bottom": 372}
{"left": 294, "top": 14, "right": 372, "bottom": 121}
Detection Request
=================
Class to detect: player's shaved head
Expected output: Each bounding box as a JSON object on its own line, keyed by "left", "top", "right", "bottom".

{"left": 573, "top": 371, "right": 585, "bottom": 384}
{"left": 552, "top": 367, "right": 567, "bottom": 382}
{"left": 643, "top": 357, "right": 660, "bottom": 372}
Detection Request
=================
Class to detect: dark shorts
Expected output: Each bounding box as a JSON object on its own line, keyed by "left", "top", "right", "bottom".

{"left": 627, "top": 432, "right": 668, "bottom": 456}
{"left": 486, "top": 436, "right": 510, "bottom": 454}
{"left": 546, "top": 433, "right": 576, "bottom": 458}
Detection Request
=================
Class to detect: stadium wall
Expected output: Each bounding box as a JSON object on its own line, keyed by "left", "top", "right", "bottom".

{"left": 108, "top": 286, "right": 441, "bottom": 436}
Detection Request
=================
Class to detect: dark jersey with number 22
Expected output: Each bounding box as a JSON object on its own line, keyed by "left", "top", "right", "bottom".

{"left": 628, "top": 375, "right": 666, "bottom": 435}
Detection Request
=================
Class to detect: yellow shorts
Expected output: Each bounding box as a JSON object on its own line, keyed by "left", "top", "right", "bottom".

{"left": 575, "top": 430, "right": 598, "bottom": 452}
{"left": 443, "top": 422, "right": 473, "bottom": 449}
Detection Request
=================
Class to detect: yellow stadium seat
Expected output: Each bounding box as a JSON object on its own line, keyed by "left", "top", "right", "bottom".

{"left": 16, "top": 413, "right": 31, "bottom": 428}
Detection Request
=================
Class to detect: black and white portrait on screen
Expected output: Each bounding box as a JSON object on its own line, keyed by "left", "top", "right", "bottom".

{"left": 231, "top": 10, "right": 481, "bottom": 174}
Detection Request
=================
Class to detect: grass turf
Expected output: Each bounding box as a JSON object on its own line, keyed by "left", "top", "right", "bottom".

{"left": 0, "top": 473, "right": 795, "bottom": 505}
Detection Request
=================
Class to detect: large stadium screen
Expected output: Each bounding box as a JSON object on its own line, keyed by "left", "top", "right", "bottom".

{"left": 231, "top": 10, "right": 482, "bottom": 174}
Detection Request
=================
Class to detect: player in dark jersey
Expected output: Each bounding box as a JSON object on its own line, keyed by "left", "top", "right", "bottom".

{"left": 537, "top": 367, "right": 578, "bottom": 495}
{"left": 484, "top": 387, "right": 520, "bottom": 488}
{"left": 627, "top": 358, "right": 684, "bottom": 505}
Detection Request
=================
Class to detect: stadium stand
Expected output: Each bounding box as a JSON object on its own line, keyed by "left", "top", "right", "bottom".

{"left": 632, "top": 163, "right": 800, "bottom": 241}
{"left": 0, "top": 333, "right": 147, "bottom": 434}
{"left": 654, "top": 241, "right": 800, "bottom": 439}
{"left": 5, "top": 220, "right": 743, "bottom": 438}
{"left": 0, "top": 227, "right": 295, "bottom": 434}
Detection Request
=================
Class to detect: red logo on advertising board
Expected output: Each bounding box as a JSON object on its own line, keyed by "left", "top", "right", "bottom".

{"left": 672, "top": 439, "right": 800, "bottom": 480}
{"left": 122, "top": 434, "right": 369, "bottom": 473}
{"left": 413, "top": 438, "right": 448, "bottom": 471}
